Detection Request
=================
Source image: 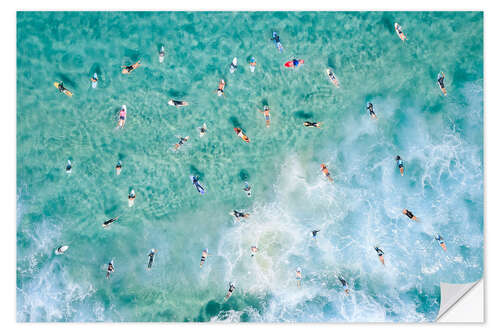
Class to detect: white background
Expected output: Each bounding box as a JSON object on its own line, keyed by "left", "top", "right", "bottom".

{"left": 1, "top": 0, "right": 496, "bottom": 331}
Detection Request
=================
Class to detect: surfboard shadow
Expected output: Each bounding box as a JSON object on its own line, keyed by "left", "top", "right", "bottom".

{"left": 189, "top": 165, "right": 204, "bottom": 179}
{"left": 229, "top": 116, "right": 241, "bottom": 128}
{"left": 56, "top": 73, "right": 77, "bottom": 89}
{"left": 293, "top": 110, "right": 314, "bottom": 119}
{"left": 239, "top": 169, "right": 250, "bottom": 181}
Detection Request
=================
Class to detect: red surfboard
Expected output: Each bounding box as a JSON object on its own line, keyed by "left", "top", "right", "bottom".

{"left": 284, "top": 59, "right": 304, "bottom": 68}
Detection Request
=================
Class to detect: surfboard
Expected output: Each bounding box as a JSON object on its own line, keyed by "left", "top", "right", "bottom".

{"left": 230, "top": 57, "right": 237, "bottom": 73}
{"left": 285, "top": 60, "right": 304, "bottom": 68}
{"left": 54, "top": 82, "right": 73, "bottom": 97}
{"left": 272, "top": 32, "right": 283, "bottom": 52}
{"left": 91, "top": 73, "right": 98, "bottom": 88}
{"left": 159, "top": 46, "right": 165, "bottom": 63}
{"left": 234, "top": 128, "right": 250, "bottom": 142}
{"left": 394, "top": 23, "right": 406, "bottom": 41}
{"left": 55, "top": 245, "right": 69, "bottom": 255}
{"left": 168, "top": 100, "right": 188, "bottom": 107}
{"left": 128, "top": 190, "right": 135, "bottom": 207}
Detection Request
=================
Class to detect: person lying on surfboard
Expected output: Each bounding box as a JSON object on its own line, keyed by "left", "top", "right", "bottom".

{"left": 258, "top": 106, "right": 271, "bottom": 127}
{"left": 435, "top": 235, "right": 447, "bottom": 251}
{"left": 271, "top": 32, "right": 283, "bottom": 52}
{"left": 216, "top": 79, "right": 225, "bottom": 96}
{"left": 338, "top": 275, "right": 350, "bottom": 295}
{"left": 402, "top": 209, "right": 418, "bottom": 221}
{"left": 168, "top": 99, "right": 189, "bottom": 107}
{"left": 66, "top": 160, "right": 72, "bottom": 174}
{"left": 116, "top": 160, "right": 122, "bottom": 175}
{"left": 117, "top": 105, "right": 127, "bottom": 129}
{"left": 312, "top": 229, "right": 320, "bottom": 241}
{"left": 173, "top": 136, "right": 189, "bottom": 151}
{"left": 128, "top": 189, "right": 136, "bottom": 207}
{"left": 191, "top": 176, "right": 205, "bottom": 194}
{"left": 231, "top": 210, "right": 250, "bottom": 221}
{"left": 102, "top": 216, "right": 119, "bottom": 228}
{"left": 243, "top": 182, "right": 251, "bottom": 197}
{"left": 296, "top": 267, "right": 302, "bottom": 287}
{"left": 250, "top": 246, "right": 258, "bottom": 257}
{"left": 374, "top": 247, "right": 385, "bottom": 265}
{"left": 200, "top": 249, "right": 209, "bottom": 267}
{"left": 285, "top": 59, "right": 304, "bottom": 68}
{"left": 396, "top": 155, "right": 404, "bottom": 176}
{"left": 320, "top": 164, "right": 334, "bottom": 182}
{"left": 147, "top": 249, "right": 157, "bottom": 270}
{"left": 304, "top": 121, "right": 322, "bottom": 128}
{"left": 234, "top": 128, "right": 250, "bottom": 143}
{"left": 394, "top": 23, "right": 407, "bottom": 42}
{"left": 437, "top": 72, "right": 447, "bottom": 96}
{"left": 106, "top": 260, "right": 115, "bottom": 279}
{"left": 121, "top": 60, "right": 141, "bottom": 74}
{"left": 367, "top": 102, "right": 377, "bottom": 119}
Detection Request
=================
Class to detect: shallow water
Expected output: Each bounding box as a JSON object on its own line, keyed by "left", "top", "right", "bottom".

{"left": 16, "top": 11, "right": 483, "bottom": 322}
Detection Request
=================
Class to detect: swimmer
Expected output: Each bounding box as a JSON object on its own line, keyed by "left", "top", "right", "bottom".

{"left": 191, "top": 175, "right": 205, "bottom": 194}
{"left": 437, "top": 72, "right": 447, "bottom": 96}
{"left": 200, "top": 248, "right": 209, "bottom": 267}
{"left": 250, "top": 246, "right": 258, "bottom": 257}
{"left": 224, "top": 282, "right": 236, "bottom": 301}
{"left": 230, "top": 210, "right": 250, "bottom": 221}
{"left": 234, "top": 128, "right": 250, "bottom": 143}
{"left": 396, "top": 155, "right": 404, "bottom": 176}
{"left": 66, "top": 160, "right": 72, "bottom": 174}
{"left": 55, "top": 245, "right": 69, "bottom": 255}
{"left": 435, "top": 235, "right": 447, "bottom": 251}
{"left": 374, "top": 247, "right": 385, "bottom": 265}
{"left": 116, "top": 160, "right": 122, "bottom": 175}
{"left": 216, "top": 79, "right": 225, "bottom": 96}
{"left": 402, "top": 209, "right": 418, "bottom": 221}
{"left": 249, "top": 57, "right": 257, "bottom": 72}
{"left": 128, "top": 189, "right": 136, "bottom": 207}
{"left": 121, "top": 60, "right": 141, "bottom": 74}
{"left": 338, "top": 275, "right": 350, "bottom": 295}
{"left": 147, "top": 249, "right": 157, "bottom": 270}
{"left": 367, "top": 102, "right": 377, "bottom": 119}
{"left": 258, "top": 106, "right": 271, "bottom": 127}
{"left": 106, "top": 260, "right": 114, "bottom": 279}
{"left": 168, "top": 99, "right": 189, "bottom": 107}
{"left": 173, "top": 136, "right": 189, "bottom": 151}
{"left": 117, "top": 105, "right": 127, "bottom": 129}
{"left": 102, "top": 216, "right": 119, "bottom": 228}
{"left": 91, "top": 73, "right": 98, "bottom": 88}
{"left": 243, "top": 182, "right": 252, "bottom": 197}
{"left": 312, "top": 229, "right": 320, "bottom": 241}
{"left": 296, "top": 267, "right": 302, "bottom": 287}
{"left": 304, "top": 121, "right": 322, "bottom": 128}
{"left": 320, "top": 163, "right": 334, "bottom": 182}
{"left": 199, "top": 123, "right": 208, "bottom": 137}
{"left": 394, "top": 23, "right": 407, "bottom": 42}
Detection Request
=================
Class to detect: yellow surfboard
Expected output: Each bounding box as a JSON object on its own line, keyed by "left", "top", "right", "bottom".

{"left": 54, "top": 82, "right": 73, "bottom": 97}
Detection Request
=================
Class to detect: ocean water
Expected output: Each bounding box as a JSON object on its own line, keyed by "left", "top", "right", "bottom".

{"left": 16, "top": 11, "right": 483, "bottom": 322}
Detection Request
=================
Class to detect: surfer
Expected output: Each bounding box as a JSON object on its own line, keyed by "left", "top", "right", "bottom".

{"left": 394, "top": 23, "right": 407, "bottom": 42}
{"left": 231, "top": 210, "right": 250, "bottom": 221}
{"left": 199, "top": 123, "right": 208, "bottom": 137}
{"left": 374, "top": 247, "right": 385, "bottom": 265}
{"left": 367, "top": 102, "right": 377, "bottom": 119}
{"left": 312, "top": 229, "right": 320, "bottom": 241}
{"left": 225, "top": 283, "right": 236, "bottom": 301}
{"left": 216, "top": 79, "right": 225, "bottom": 96}
{"left": 437, "top": 72, "right": 447, "bottom": 96}
{"left": 200, "top": 249, "right": 209, "bottom": 267}
{"left": 249, "top": 57, "right": 257, "bottom": 72}
{"left": 250, "top": 246, "right": 258, "bottom": 257}
{"left": 147, "top": 249, "right": 157, "bottom": 270}
{"left": 396, "top": 155, "right": 404, "bottom": 176}
{"left": 117, "top": 105, "right": 127, "bottom": 129}
{"left": 435, "top": 235, "right": 447, "bottom": 251}
{"left": 338, "top": 275, "right": 350, "bottom": 295}
{"left": 296, "top": 267, "right": 302, "bottom": 287}
{"left": 168, "top": 99, "right": 189, "bottom": 107}
{"left": 57, "top": 81, "right": 67, "bottom": 93}
{"left": 234, "top": 128, "right": 250, "bottom": 143}
{"left": 174, "top": 136, "right": 189, "bottom": 151}
{"left": 128, "top": 189, "right": 136, "bottom": 207}
{"left": 91, "top": 73, "right": 98, "bottom": 88}
{"left": 106, "top": 261, "right": 115, "bottom": 279}
{"left": 159, "top": 46, "right": 165, "bottom": 63}
{"left": 102, "top": 216, "right": 119, "bottom": 228}
{"left": 271, "top": 32, "right": 283, "bottom": 52}
{"left": 285, "top": 59, "right": 304, "bottom": 68}
{"left": 320, "top": 164, "right": 334, "bottom": 182}
{"left": 121, "top": 60, "right": 141, "bottom": 74}
{"left": 402, "top": 209, "right": 418, "bottom": 221}
{"left": 304, "top": 121, "right": 322, "bottom": 128}
{"left": 66, "top": 160, "right": 72, "bottom": 174}
{"left": 243, "top": 182, "right": 251, "bottom": 197}
{"left": 258, "top": 106, "right": 271, "bottom": 127}
{"left": 55, "top": 245, "right": 69, "bottom": 255}
{"left": 191, "top": 175, "right": 205, "bottom": 194}
{"left": 327, "top": 68, "right": 340, "bottom": 87}
{"left": 116, "top": 161, "right": 122, "bottom": 175}
{"left": 230, "top": 58, "right": 238, "bottom": 73}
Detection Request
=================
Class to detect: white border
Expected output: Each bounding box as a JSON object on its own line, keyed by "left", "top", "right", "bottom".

{"left": 2, "top": 0, "right": 497, "bottom": 332}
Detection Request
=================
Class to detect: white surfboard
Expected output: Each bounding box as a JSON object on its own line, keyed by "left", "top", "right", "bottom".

{"left": 128, "top": 189, "right": 135, "bottom": 207}
{"left": 55, "top": 245, "right": 69, "bottom": 255}
{"left": 159, "top": 46, "right": 165, "bottom": 63}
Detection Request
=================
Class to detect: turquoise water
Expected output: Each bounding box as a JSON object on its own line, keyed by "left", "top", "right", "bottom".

{"left": 16, "top": 11, "right": 483, "bottom": 322}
